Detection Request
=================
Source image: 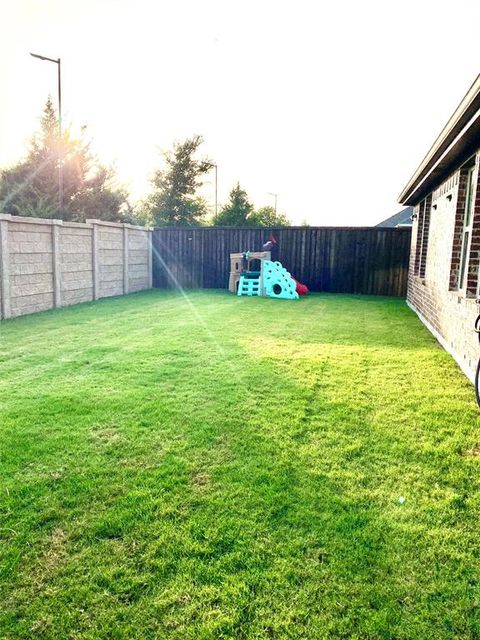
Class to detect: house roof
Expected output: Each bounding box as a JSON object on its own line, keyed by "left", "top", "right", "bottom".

{"left": 398, "top": 74, "right": 480, "bottom": 206}
{"left": 376, "top": 207, "right": 413, "bottom": 228}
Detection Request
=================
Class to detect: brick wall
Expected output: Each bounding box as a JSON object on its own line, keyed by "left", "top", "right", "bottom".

{"left": 407, "top": 154, "right": 480, "bottom": 382}
{"left": 0, "top": 215, "right": 153, "bottom": 320}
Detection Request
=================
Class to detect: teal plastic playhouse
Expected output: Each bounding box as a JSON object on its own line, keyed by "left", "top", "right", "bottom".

{"left": 230, "top": 252, "right": 299, "bottom": 300}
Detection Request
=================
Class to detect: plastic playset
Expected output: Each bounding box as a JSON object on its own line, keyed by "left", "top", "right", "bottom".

{"left": 229, "top": 237, "right": 308, "bottom": 300}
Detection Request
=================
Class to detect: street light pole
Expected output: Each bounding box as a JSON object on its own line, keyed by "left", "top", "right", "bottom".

{"left": 268, "top": 192, "right": 278, "bottom": 215}
{"left": 30, "top": 52, "right": 63, "bottom": 214}
{"left": 214, "top": 164, "right": 218, "bottom": 217}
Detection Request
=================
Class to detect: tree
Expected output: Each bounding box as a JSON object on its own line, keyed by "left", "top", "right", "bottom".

{"left": 250, "top": 205, "right": 290, "bottom": 227}
{"left": 213, "top": 187, "right": 291, "bottom": 227}
{"left": 212, "top": 183, "right": 254, "bottom": 226}
{"left": 140, "top": 135, "right": 213, "bottom": 226}
{"left": 0, "top": 97, "right": 129, "bottom": 223}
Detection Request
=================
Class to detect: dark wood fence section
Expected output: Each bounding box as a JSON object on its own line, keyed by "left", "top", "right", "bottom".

{"left": 152, "top": 227, "right": 411, "bottom": 296}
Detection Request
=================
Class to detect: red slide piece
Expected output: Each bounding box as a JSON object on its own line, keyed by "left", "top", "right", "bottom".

{"left": 292, "top": 278, "right": 309, "bottom": 296}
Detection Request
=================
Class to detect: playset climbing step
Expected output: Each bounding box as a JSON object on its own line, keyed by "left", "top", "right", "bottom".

{"left": 237, "top": 272, "right": 261, "bottom": 296}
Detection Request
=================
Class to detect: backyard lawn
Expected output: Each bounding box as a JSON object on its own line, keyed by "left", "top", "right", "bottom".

{"left": 1, "top": 290, "right": 480, "bottom": 639}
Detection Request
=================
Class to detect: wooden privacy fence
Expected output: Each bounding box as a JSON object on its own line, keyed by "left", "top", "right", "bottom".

{"left": 152, "top": 226, "right": 411, "bottom": 296}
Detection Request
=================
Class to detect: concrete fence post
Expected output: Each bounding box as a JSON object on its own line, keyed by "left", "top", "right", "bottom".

{"left": 0, "top": 215, "right": 11, "bottom": 319}
{"left": 148, "top": 229, "right": 153, "bottom": 288}
{"left": 92, "top": 221, "right": 99, "bottom": 300}
{"left": 123, "top": 224, "right": 129, "bottom": 294}
{"left": 52, "top": 220, "right": 62, "bottom": 308}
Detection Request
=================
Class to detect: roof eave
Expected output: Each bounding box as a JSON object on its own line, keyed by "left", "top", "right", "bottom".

{"left": 398, "top": 74, "right": 480, "bottom": 206}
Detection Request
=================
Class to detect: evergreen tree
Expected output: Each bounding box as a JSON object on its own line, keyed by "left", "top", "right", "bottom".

{"left": 212, "top": 183, "right": 254, "bottom": 226}
{"left": 140, "top": 136, "right": 213, "bottom": 226}
{"left": 0, "top": 97, "right": 129, "bottom": 223}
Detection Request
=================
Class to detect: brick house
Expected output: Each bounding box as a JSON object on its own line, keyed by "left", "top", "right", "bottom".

{"left": 399, "top": 75, "right": 480, "bottom": 382}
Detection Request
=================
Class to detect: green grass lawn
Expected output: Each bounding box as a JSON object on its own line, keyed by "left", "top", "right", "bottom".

{"left": 1, "top": 290, "right": 480, "bottom": 640}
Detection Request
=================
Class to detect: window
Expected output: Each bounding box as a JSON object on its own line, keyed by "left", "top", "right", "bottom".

{"left": 459, "top": 165, "right": 476, "bottom": 290}
{"left": 449, "top": 158, "right": 478, "bottom": 292}
{"left": 414, "top": 201, "right": 424, "bottom": 275}
{"left": 414, "top": 195, "right": 431, "bottom": 278}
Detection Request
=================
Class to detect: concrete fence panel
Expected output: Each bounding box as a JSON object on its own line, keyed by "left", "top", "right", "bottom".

{"left": 0, "top": 214, "right": 153, "bottom": 320}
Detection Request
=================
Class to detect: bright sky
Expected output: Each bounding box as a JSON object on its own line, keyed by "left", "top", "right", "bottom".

{"left": 1, "top": 0, "right": 480, "bottom": 225}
